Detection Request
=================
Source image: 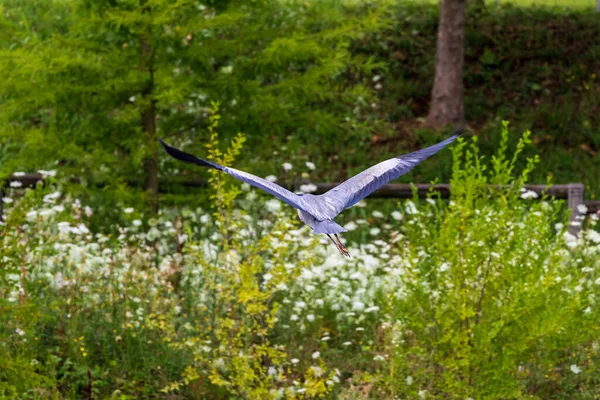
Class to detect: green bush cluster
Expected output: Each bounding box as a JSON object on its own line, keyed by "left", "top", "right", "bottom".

{"left": 388, "top": 123, "right": 600, "bottom": 398}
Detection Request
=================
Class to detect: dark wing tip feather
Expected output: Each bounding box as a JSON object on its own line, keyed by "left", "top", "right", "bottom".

{"left": 452, "top": 127, "right": 466, "bottom": 138}
{"left": 158, "top": 139, "right": 223, "bottom": 170}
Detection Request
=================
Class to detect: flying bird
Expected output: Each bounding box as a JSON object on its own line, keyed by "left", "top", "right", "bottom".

{"left": 159, "top": 130, "right": 463, "bottom": 257}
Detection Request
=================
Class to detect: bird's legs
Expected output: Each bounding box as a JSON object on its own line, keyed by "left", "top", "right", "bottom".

{"left": 334, "top": 234, "right": 351, "bottom": 257}
{"left": 326, "top": 234, "right": 341, "bottom": 253}
{"left": 327, "top": 234, "right": 350, "bottom": 257}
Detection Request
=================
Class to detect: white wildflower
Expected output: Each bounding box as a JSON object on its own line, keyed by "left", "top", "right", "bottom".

{"left": 291, "top": 358, "right": 299, "bottom": 364}
{"left": 344, "top": 221, "right": 357, "bottom": 231}
{"left": 570, "top": 364, "right": 581, "bottom": 374}
{"left": 520, "top": 190, "right": 538, "bottom": 199}
{"left": 372, "top": 211, "right": 384, "bottom": 218}
{"left": 300, "top": 183, "right": 317, "bottom": 193}
{"left": 306, "top": 161, "right": 315, "bottom": 170}
{"left": 265, "top": 199, "right": 281, "bottom": 213}
{"left": 577, "top": 204, "right": 588, "bottom": 214}
{"left": 406, "top": 376, "right": 413, "bottom": 385}
{"left": 9, "top": 181, "right": 23, "bottom": 188}
{"left": 369, "top": 228, "right": 380, "bottom": 236}
{"left": 587, "top": 230, "right": 600, "bottom": 244}
{"left": 282, "top": 162, "right": 293, "bottom": 171}
{"left": 133, "top": 219, "right": 142, "bottom": 227}
{"left": 39, "top": 209, "right": 55, "bottom": 218}
{"left": 38, "top": 169, "right": 56, "bottom": 177}
{"left": 311, "top": 351, "right": 320, "bottom": 359}
{"left": 391, "top": 211, "right": 403, "bottom": 221}
{"left": 306, "top": 314, "right": 315, "bottom": 322}
{"left": 57, "top": 222, "right": 70, "bottom": 233}
{"left": 2, "top": 197, "right": 13, "bottom": 204}
{"left": 405, "top": 201, "right": 418, "bottom": 214}
{"left": 124, "top": 207, "right": 134, "bottom": 214}
{"left": 265, "top": 175, "right": 277, "bottom": 182}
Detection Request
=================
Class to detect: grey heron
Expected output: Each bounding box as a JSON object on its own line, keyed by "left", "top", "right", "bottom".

{"left": 159, "top": 129, "right": 463, "bottom": 257}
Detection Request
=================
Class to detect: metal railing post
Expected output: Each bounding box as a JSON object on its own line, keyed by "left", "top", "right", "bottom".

{"left": 568, "top": 183, "right": 585, "bottom": 235}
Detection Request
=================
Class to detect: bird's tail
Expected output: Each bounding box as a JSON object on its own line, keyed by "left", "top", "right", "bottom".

{"left": 313, "top": 220, "right": 347, "bottom": 234}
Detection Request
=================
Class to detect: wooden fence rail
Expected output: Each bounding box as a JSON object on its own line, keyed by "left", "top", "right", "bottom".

{"left": 1, "top": 174, "right": 598, "bottom": 234}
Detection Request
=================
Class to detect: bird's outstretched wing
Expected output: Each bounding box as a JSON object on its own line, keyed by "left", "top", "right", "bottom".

{"left": 318, "top": 129, "right": 464, "bottom": 219}
{"left": 159, "top": 139, "right": 312, "bottom": 213}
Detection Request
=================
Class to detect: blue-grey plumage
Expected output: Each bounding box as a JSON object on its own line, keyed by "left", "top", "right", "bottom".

{"left": 159, "top": 129, "right": 463, "bottom": 257}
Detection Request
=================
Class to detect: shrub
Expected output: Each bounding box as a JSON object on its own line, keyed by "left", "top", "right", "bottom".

{"left": 387, "top": 122, "right": 600, "bottom": 399}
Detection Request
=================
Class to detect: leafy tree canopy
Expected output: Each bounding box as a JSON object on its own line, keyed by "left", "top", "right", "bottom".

{"left": 0, "top": 0, "right": 392, "bottom": 219}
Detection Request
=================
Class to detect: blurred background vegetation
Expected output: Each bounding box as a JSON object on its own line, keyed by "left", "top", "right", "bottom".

{"left": 1, "top": 0, "right": 599, "bottom": 222}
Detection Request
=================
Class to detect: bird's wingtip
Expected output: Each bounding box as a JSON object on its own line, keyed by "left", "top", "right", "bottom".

{"left": 453, "top": 127, "right": 466, "bottom": 138}
{"left": 157, "top": 138, "right": 177, "bottom": 154}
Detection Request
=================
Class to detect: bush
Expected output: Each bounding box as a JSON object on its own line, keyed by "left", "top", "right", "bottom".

{"left": 388, "top": 122, "right": 600, "bottom": 399}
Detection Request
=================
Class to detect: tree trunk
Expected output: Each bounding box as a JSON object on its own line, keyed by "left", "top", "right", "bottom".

{"left": 140, "top": 0, "right": 158, "bottom": 214}
{"left": 426, "top": 0, "right": 466, "bottom": 129}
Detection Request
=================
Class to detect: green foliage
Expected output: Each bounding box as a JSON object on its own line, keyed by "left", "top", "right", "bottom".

{"left": 0, "top": 0, "right": 393, "bottom": 219}
{"left": 157, "top": 105, "right": 333, "bottom": 398}
{"left": 359, "top": 2, "right": 600, "bottom": 196}
{"left": 1, "top": 120, "right": 599, "bottom": 398}
{"left": 388, "top": 122, "right": 600, "bottom": 399}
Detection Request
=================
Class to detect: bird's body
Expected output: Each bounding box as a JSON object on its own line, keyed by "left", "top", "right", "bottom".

{"left": 160, "top": 130, "right": 463, "bottom": 257}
